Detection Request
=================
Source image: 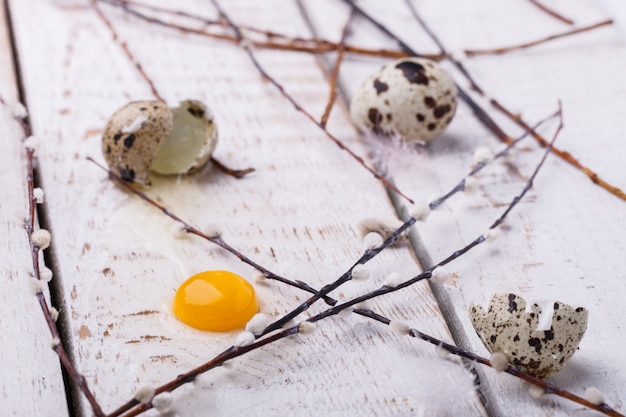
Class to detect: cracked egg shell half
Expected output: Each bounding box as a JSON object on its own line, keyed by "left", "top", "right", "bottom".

{"left": 470, "top": 293, "right": 588, "bottom": 379}
{"left": 102, "top": 100, "right": 218, "bottom": 187}
{"left": 350, "top": 57, "right": 458, "bottom": 144}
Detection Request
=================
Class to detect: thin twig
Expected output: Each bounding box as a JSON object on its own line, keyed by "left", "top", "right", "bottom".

{"left": 110, "top": 100, "right": 562, "bottom": 417}
{"left": 211, "top": 0, "right": 415, "bottom": 204}
{"left": 87, "top": 157, "right": 337, "bottom": 306}
{"left": 429, "top": 109, "right": 559, "bottom": 210}
{"left": 2, "top": 95, "right": 106, "bottom": 417}
{"left": 464, "top": 19, "right": 613, "bottom": 57}
{"left": 343, "top": 0, "right": 512, "bottom": 143}
{"left": 319, "top": 11, "right": 354, "bottom": 128}
{"left": 98, "top": 0, "right": 429, "bottom": 60}
{"left": 354, "top": 309, "right": 624, "bottom": 417}
{"left": 93, "top": 2, "right": 165, "bottom": 102}
{"left": 527, "top": 0, "right": 575, "bottom": 25}
{"left": 403, "top": 0, "right": 626, "bottom": 203}
{"left": 489, "top": 98, "right": 626, "bottom": 200}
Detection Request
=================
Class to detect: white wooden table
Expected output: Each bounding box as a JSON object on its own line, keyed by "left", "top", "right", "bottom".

{"left": 2, "top": 1, "right": 626, "bottom": 416}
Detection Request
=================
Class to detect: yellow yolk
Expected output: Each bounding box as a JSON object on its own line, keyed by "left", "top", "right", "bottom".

{"left": 173, "top": 270, "right": 258, "bottom": 332}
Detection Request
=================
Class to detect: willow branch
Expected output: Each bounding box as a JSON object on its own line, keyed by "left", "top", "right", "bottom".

{"left": 87, "top": 157, "right": 336, "bottom": 306}
{"left": 464, "top": 19, "right": 613, "bottom": 57}
{"left": 527, "top": 0, "right": 575, "bottom": 25}
{"left": 211, "top": 0, "right": 414, "bottom": 204}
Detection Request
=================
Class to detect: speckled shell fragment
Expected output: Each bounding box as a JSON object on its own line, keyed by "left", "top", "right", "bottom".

{"left": 102, "top": 99, "right": 218, "bottom": 187}
{"left": 150, "top": 100, "right": 218, "bottom": 176}
{"left": 350, "top": 57, "right": 458, "bottom": 143}
{"left": 470, "top": 293, "right": 588, "bottom": 378}
{"left": 102, "top": 101, "right": 173, "bottom": 187}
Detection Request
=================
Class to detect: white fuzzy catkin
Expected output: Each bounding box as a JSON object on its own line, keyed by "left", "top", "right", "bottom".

{"left": 473, "top": 146, "right": 494, "bottom": 164}
{"left": 134, "top": 385, "right": 156, "bottom": 404}
{"left": 234, "top": 331, "right": 256, "bottom": 347}
{"left": 50, "top": 337, "right": 61, "bottom": 349}
{"left": 528, "top": 384, "right": 545, "bottom": 398}
{"left": 23, "top": 135, "right": 40, "bottom": 152}
{"left": 353, "top": 301, "right": 371, "bottom": 311}
{"left": 29, "top": 278, "right": 44, "bottom": 295}
{"left": 34, "top": 188, "right": 45, "bottom": 204}
{"left": 484, "top": 227, "right": 500, "bottom": 242}
{"left": 357, "top": 217, "right": 403, "bottom": 239}
{"left": 254, "top": 274, "right": 267, "bottom": 284}
{"left": 584, "top": 387, "right": 605, "bottom": 405}
{"left": 152, "top": 392, "right": 173, "bottom": 413}
{"left": 430, "top": 267, "right": 449, "bottom": 284}
{"left": 298, "top": 321, "right": 317, "bottom": 335}
{"left": 39, "top": 267, "right": 53, "bottom": 283}
{"left": 245, "top": 313, "right": 271, "bottom": 336}
{"left": 11, "top": 102, "right": 28, "bottom": 119}
{"left": 351, "top": 264, "right": 370, "bottom": 281}
{"left": 363, "top": 232, "right": 383, "bottom": 250}
{"left": 204, "top": 223, "right": 222, "bottom": 239}
{"left": 463, "top": 176, "right": 478, "bottom": 194}
{"left": 31, "top": 229, "right": 51, "bottom": 250}
{"left": 490, "top": 352, "right": 509, "bottom": 372}
{"left": 49, "top": 307, "right": 59, "bottom": 321}
{"left": 389, "top": 320, "right": 411, "bottom": 335}
{"left": 409, "top": 201, "right": 430, "bottom": 221}
{"left": 383, "top": 272, "right": 403, "bottom": 288}
{"left": 168, "top": 223, "right": 187, "bottom": 239}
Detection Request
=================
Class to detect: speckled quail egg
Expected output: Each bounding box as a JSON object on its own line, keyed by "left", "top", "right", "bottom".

{"left": 350, "top": 57, "right": 458, "bottom": 144}
{"left": 469, "top": 293, "right": 588, "bottom": 378}
{"left": 102, "top": 99, "right": 218, "bottom": 187}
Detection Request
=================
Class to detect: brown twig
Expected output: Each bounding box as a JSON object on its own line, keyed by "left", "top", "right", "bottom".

{"left": 489, "top": 98, "right": 626, "bottom": 200}
{"left": 211, "top": 0, "right": 415, "bottom": 204}
{"left": 464, "top": 19, "right": 613, "bottom": 57}
{"left": 319, "top": 11, "right": 354, "bottom": 128}
{"left": 354, "top": 309, "right": 624, "bottom": 417}
{"left": 98, "top": 0, "right": 427, "bottom": 60}
{"left": 2, "top": 95, "right": 106, "bottom": 417}
{"left": 109, "top": 100, "right": 562, "bottom": 417}
{"left": 527, "top": 0, "right": 575, "bottom": 25}
{"left": 344, "top": 0, "right": 512, "bottom": 143}
{"left": 87, "top": 157, "right": 336, "bottom": 306}
{"left": 402, "top": 0, "right": 626, "bottom": 203}
{"left": 93, "top": 2, "right": 165, "bottom": 102}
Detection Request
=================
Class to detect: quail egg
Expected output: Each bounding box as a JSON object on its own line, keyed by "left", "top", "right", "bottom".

{"left": 350, "top": 57, "right": 458, "bottom": 144}
{"left": 470, "top": 293, "right": 588, "bottom": 378}
{"left": 102, "top": 100, "right": 218, "bottom": 187}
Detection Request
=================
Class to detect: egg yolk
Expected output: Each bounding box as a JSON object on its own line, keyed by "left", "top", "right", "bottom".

{"left": 173, "top": 270, "right": 258, "bottom": 332}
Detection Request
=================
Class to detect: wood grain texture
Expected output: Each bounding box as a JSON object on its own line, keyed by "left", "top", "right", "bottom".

{"left": 6, "top": 1, "right": 490, "bottom": 416}
{"left": 303, "top": 0, "right": 626, "bottom": 415}
{"left": 0, "top": 0, "right": 70, "bottom": 415}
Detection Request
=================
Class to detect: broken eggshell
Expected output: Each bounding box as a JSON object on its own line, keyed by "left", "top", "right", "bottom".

{"left": 350, "top": 57, "right": 458, "bottom": 144}
{"left": 102, "top": 100, "right": 218, "bottom": 187}
{"left": 469, "top": 293, "right": 588, "bottom": 378}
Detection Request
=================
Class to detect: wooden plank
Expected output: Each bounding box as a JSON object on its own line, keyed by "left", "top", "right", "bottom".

{"left": 7, "top": 1, "right": 488, "bottom": 416}
{"left": 303, "top": 0, "right": 626, "bottom": 415}
{"left": 0, "top": 0, "right": 70, "bottom": 415}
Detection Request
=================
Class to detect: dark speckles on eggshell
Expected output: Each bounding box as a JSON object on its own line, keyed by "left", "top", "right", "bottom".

{"left": 373, "top": 78, "right": 389, "bottom": 95}
{"left": 395, "top": 61, "right": 429, "bottom": 85}
{"left": 469, "top": 293, "right": 588, "bottom": 379}
{"left": 427, "top": 123, "right": 437, "bottom": 131}
{"left": 416, "top": 113, "right": 425, "bottom": 122}
{"left": 368, "top": 108, "right": 383, "bottom": 128}
{"left": 123, "top": 134, "right": 136, "bottom": 149}
{"left": 424, "top": 96, "right": 436, "bottom": 108}
{"left": 434, "top": 104, "right": 452, "bottom": 119}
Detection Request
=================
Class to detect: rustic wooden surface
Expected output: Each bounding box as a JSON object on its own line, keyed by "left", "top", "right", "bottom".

{"left": 2, "top": 0, "right": 625, "bottom": 416}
